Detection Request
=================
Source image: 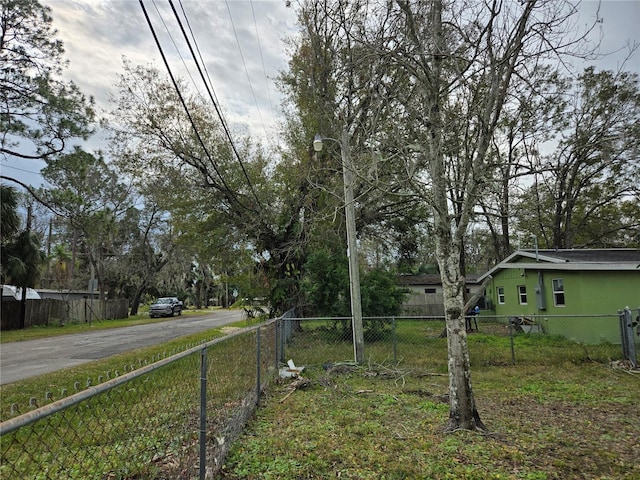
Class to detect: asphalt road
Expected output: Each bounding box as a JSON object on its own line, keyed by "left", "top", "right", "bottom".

{"left": 0, "top": 309, "right": 244, "bottom": 385}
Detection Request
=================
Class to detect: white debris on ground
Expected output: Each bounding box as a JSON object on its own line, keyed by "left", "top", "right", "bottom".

{"left": 279, "top": 359, "right": 305, "bottom": 378}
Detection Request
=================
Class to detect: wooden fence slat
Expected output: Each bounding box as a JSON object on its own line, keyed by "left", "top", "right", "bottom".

{"left": 1, "top": 299, "right": 129, "bottom": 330}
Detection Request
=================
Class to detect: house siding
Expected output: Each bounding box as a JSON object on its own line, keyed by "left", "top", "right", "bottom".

{"left": 403, "top": 285, "right": 445, "bottom": 316}
{"left": 486, "top": 268, "right": 639, "bottom": 344}
{"left": 397, "top": 276, "right": 484, "bottom": 316}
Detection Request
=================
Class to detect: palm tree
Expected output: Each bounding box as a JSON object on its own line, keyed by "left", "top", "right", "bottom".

{"left": 3, "top": 231, "right": 46, "bottom": 328}
{"left": 1, "top": 185, "right": 22, "bottom": 284}
{"left": 1, "top": 185, "right": 21, "bottom": 243}
{"left": 1, "top": 186, "right": 46, "bottom": 328}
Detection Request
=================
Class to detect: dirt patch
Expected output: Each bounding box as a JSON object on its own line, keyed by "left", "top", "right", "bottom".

{"left": 479, "top": 396, "right": 639, "bottom": 478}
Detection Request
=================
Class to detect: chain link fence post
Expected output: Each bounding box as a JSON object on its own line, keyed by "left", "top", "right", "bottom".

{"left": 256, "top": 327, "right": 261, "bottom": 406}
{"left": 392, "top": 317, "right": 397, "bottom": 364}
{"left": 619, "top": 307, "right": 638, "bottom": 368}
{"left": 275, "top": 317, "right": 280, "bottom": 369}
{"left": 508, "top": 318, "right": 516, "bottom": 365}
{"left": 199, "top": 347, "right": 207, "bottom": 480}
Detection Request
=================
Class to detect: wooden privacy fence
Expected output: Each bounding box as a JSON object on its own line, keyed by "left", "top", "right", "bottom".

{"left": 0, "top": 298, "right": 129, "bottom": 330}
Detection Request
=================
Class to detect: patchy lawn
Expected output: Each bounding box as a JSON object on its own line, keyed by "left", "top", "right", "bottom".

{"left": 220, "top": 361, "right": 639, "bottom": 480}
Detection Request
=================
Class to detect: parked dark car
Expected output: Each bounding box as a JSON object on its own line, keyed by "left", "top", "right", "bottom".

{"left": 149, "top": 297, "right": 182, "bottom": 318}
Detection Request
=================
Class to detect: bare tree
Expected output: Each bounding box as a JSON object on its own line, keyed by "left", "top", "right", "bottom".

{"left": 284, "top": 0, "right": 598, "bottom": 431}
{"left": 519, "top": 67, "right": 640, "bottom": 248}
{"left": 478, "top": 66, "right": 570, "bottom": 263}
{"left": 375, "top": 0, "right": 598, "bottom": 431}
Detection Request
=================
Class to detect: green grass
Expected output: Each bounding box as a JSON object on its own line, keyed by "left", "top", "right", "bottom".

{"left": 0, "top": 327, "right": 228, "bottom": 421}
{"left": 220, "top": 361, "right": 640, "bottom": 479}
{"left": 281, "top": 320, "right": 622, "bottom": 372}
{"left": 0, "top": 322, "right": 270, "bottom": 479}
{"left": 0, "top": 307, "right": 263, "bottom": 421}
{"left": 218, "top": 320, "right": 635, "bottom": 479}
{"left": 1, "top": 317, "right": 636, "bottom": 479}
{"left": 1, "top": 352, "right": 201, "bottom": 479}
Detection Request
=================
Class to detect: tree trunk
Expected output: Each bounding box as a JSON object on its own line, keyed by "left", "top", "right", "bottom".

{"left": 435, "top": 227, "right": 486, "bottom": 432}
{"left": 18, "top": 285, "right": 27, "bottom": 330}
{"left": 425, "top": 0, "right": 485, "bottom": 432}
{"left": 129, "top": 283, "right": 147, "bottom": 316}
{"left": 444, "top": 309, "right": 485, "bottom": 432}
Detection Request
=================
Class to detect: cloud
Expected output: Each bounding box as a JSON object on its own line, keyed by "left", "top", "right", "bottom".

{"left": 42, "top": 0, "right": 297, "bottom": 140}
{"left": 579, "top": 0, "right": 640, "bottom": 71}
{"left": 4, "top": 0, "right": 638, "bottom": 189}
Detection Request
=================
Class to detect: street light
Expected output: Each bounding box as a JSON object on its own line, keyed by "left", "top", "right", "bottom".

{"left": 313, "top": 130, "right": 365, "bottom": 364}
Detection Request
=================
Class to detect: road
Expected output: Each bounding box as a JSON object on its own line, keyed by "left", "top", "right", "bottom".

{"left": 0, "top": 309, "right": 244, "bottom": 385}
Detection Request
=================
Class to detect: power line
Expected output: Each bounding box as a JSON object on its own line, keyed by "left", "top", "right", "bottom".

{"left": 168, "top": 0, "right": 263, "bottom": 210}
{"left": 1, "top": 163, "right": 43, "bottom": 175}
{"left": 250, "top": 0, "right": 279, "bottom": 152}
{"left": 224, "top": 0, "right": 268, "bottom": 137}
{"left": 177, "top": 0, "right": 224, "bottom": 120}
{"left": 174, "top": 0, "right": 228, "bottom": 131}
{"left": 151, "top": 0, "right": 205, "bottom": 100}
{"left": 250, "top": 0, "right": 276, "bottom": 118}
{"left": 138, "top": 0, "right": 252, "bottom": 215}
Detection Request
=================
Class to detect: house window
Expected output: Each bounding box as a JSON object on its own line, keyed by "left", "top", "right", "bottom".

{"left": 497, "top": 286, "right": 505, "bottom": 304}
{"left": 552, "top": 278, "right": 565, "bottom": 306}
{"left": 517, "top": 285, "right": 527, "bottom": 305}
{"left": 424, "top": 288, "right": 436, "bottom": 294}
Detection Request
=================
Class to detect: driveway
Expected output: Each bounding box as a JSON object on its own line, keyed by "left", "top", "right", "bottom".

{"left": 0, "top": 309, "right": 244, "bottom": 385}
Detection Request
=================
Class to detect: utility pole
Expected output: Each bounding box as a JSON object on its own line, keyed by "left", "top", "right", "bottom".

{"left": 314, "top": 131, "right": 365, "bottom": 364}
{"left": 340, "top": 129, "right": 365, "bottom": 364}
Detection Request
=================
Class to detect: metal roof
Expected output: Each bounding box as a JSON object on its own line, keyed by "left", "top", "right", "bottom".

{"left": 519, "top": 248, "right": 640, "bottom": 263}
{"left": 479, "top": 249, "right": 640, "bottom": 282}
{"left": 1, "top": 285, "right": 41, "bottom": 300}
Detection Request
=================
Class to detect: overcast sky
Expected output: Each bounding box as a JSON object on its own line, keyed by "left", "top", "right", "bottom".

{"left": 2, "top": 0, "right": 639, "bottom": 189}
{"left": 4, "top": 0, "right": 300, "bottom": 187}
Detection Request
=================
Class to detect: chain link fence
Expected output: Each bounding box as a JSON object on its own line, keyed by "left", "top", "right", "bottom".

{"left": 0, "top": 322, "right": 278, "bottom": 479}
{"left": 280, "top": 313, "right": 635, "bottom": 371}
{"left": 1, "top": 310, "right": 636, "bottom": 479}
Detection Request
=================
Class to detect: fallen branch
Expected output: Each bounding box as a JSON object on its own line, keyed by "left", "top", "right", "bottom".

{"left": 279, "top": 378, "right": 312, "bottom": 403}
{"left": 610, "top": 359, "right": 640, "bottom": 374}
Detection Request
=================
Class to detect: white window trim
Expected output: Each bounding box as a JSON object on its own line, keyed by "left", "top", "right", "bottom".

{"left": 552, "top": 278, "right": 565, "bottom": 307}
{"left": 497, "top": 286, "right": 505, "bottom": 304}
{"left": 518, "top": 285, "right": 527, "bottom": 305}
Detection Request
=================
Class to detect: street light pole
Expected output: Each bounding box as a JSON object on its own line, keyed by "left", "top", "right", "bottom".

{"left": 314, "top": 130, "right": 365, "bottom": 364}
{"left": 339, "top": 129, "right": 365, "bottom": 364}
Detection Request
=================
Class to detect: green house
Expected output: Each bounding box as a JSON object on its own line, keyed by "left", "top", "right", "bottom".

{"left": 479, "top": 249, "right": 640, "bottom": 344}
